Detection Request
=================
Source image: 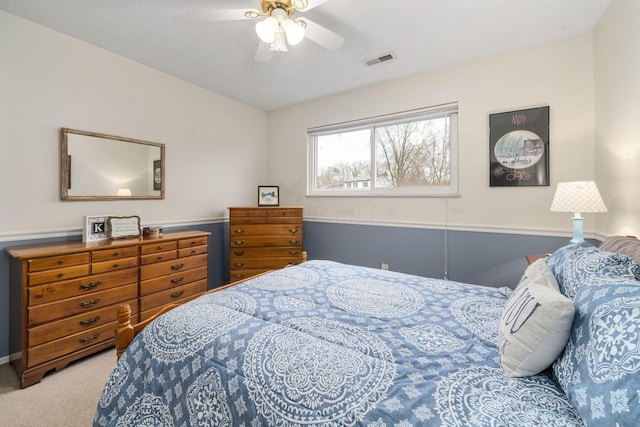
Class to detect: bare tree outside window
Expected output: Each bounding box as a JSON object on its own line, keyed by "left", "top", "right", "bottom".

{"left": 308, "top": 104, "right": 458, "bottom": 196}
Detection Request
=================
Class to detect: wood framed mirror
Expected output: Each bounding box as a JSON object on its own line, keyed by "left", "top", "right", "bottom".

{"left": 61, "top": 128, "right": 165, "bottom": 200}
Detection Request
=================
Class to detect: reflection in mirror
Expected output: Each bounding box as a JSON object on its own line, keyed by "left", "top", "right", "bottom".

{"left": 61, "top": 128, "right": 165, "bottom": 200}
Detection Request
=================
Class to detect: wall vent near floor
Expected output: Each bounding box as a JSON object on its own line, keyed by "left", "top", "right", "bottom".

{"left": 365, "top": 52, "right": 396, "bottom": 66}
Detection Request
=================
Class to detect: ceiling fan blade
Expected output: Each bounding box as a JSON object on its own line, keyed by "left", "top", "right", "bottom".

{"left": 254, "top": 41, "right": 273, "bottom": 62}
{"left": 299, "top": 18, "right": 344, "bottom": 51}
{"left": 181, "top": 8, "right": 257, "bottom": 23}
{"left": 296, "top": 0, "right": 330, "bottom": 11}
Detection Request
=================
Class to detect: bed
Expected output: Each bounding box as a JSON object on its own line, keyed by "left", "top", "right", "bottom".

{"left": 94, "top": 237, "right": 640, "bottom": 426}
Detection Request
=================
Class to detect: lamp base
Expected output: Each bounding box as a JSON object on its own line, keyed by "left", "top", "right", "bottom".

{"left": 570, "top": 213, "right": 584, "bottom": 243}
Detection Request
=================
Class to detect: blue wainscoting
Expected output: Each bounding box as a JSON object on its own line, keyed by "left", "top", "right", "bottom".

{"left": 302, "top": 221, "right": 574, "bottom": 288}
{"left": 0, "top": 219, "right": 577, "bottom": 360}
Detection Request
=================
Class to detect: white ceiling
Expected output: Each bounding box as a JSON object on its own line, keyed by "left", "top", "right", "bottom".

{"left": 1, "top": 0, "right": 612, "bottom": 111}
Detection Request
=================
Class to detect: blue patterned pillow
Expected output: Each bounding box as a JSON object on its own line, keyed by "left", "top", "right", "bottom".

{"left": 553, "top": 282, "right": 640, "bottom": 426}
{"left": 545, "top": 242, "right": 640, "bottom": 299}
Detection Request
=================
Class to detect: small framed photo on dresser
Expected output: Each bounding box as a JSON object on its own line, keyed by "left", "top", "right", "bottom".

{"left": 258, "top": 186, "right": 279, "bottom": 206}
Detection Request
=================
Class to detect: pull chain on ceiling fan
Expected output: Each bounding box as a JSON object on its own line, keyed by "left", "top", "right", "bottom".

{"left": 189, "top": 0, "right": 343, "bottom": 61}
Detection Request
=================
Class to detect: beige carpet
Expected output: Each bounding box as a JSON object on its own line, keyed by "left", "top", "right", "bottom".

{"left": 0, "top": 348, "right": 116, "bottom": 427}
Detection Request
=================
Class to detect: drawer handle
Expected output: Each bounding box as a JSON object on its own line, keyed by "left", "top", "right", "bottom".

{"left": 80, "top": 281, "right": 101, "bottom": 291}
{"left": 234, "top": 262, "right": 244, "bottom": 267}
{"left": 157, "top": 245, "right": 164, "bottom": 250}
{"left": 233, "top": 274, "right": 244, "bottom": 279}
{"left": 113, "top": 252, "right": 119, "bottom": 256}
{"left": 289, "top": 239, "right": 299, "bottom": 244}
{"left": 58, "top": 259, "right": 65, "bottom": 265}
{"left": 80, "top": 298, "right": 101, "bottom": 308}
{"left": 234, "top": 240, "right": 245, "bottom": 245}
{"left": 57, "top": 273, "right": 65, "bottom": 279}
{"left": 80, "top": 333, "right": 100, "bottom": 344}
{"left": 289, "top": 250, "right": 298, "bottom": 255}
{"left": 171, "top": 263, "right": 184, "bottom": 271}
{"left": 190, "top": 249, "right": 197, "bottom": 254}
{"left": 156, "top": 256, "right": 164, "bottom": 261}
{"left": 113, "top": 263, "right": 120, "bottom": 268}
{"left": 234, "top": 229, "right": 245, "bottom": 234}
{"left": 171, "top": 290, "right": 184, "bottom": 299}
{"left": 80, "top": 316, "right": 101, "bottom": 326}
{"left": 234, "top": 251, "right": 244, "bottom": 256}
{"left": 171, "top": 277, "right": 184, "bottom": 284}
{"left": 289, "top": 227, "right": 299, "bottom": 233}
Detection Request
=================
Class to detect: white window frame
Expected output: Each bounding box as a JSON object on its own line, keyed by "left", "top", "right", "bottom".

{"left": 307, "top": 103, "right": 459, "bottom": 197}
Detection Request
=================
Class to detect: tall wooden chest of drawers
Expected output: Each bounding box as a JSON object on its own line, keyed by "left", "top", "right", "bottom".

{"left": 229, "top": 207, "right": 304, "bottom": 282}
{"left": 6, "top": 230, "right": 210, "bottom": 388}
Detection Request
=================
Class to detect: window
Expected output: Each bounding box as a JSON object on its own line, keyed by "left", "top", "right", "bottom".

{"left": 308, "top": 103, "right": 458, "bottom": 197}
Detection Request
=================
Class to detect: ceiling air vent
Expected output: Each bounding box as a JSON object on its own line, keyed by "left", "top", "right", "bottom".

{"left": 365, "top": 52, "right": 396, "bottom": 66}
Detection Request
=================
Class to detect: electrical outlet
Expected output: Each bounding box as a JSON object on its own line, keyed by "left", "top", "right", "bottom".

{"left": 381, "top": 262, "right": 389, "bottom": 270}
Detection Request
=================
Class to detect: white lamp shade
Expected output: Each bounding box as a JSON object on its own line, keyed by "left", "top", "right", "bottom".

{"left": 550, "top": 181, "right": 608, "bottom": 213}
{"left": 256, "top": 17, "right": 277, "bottom": 43}
{"left": 283, "top": 19, "right": 305, "bottom": 45}
{"left": 116, "top": 188, "right": 132, "bottom": 196}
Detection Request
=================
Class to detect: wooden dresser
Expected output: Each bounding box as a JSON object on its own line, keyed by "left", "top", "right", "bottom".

{"left": 229, "top": 207, "right": 304, "bottom": 282}
{"left": 6, "top": 230, "right": 210, "bottom": 388}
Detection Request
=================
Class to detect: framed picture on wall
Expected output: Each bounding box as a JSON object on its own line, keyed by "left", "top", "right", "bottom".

{"left": 489, "top": 106, "right": 550, "bottom": 187}
{"left": 258, "top": 186, "right": 279, "bottom": 206}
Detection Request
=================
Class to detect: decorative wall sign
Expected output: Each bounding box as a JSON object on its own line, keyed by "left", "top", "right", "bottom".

{"left": 489, "top": 106, "right": 549, "bottom": 187}
{"left": 83, "top": 215, "right": 110, "bottom": 242}
{"left": 108, "top": 215, "right": 141, "bottom": 239}
{"left": 258, "top": 185, "right": 279, "bottom": 206}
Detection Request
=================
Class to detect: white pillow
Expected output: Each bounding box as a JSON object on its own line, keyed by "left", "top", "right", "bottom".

{"left": 498, "top": 259, "right": 575, "bottom": 377}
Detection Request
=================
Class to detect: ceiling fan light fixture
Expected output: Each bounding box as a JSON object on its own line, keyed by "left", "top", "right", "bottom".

{"left": 282, "top": 18, "right": 305, "bottom": 45}
{"left": 256, "top": 16, "right": 277, "bottom": 43}
{"left": 270, "top": 29, "right": 288, "bottom": 51}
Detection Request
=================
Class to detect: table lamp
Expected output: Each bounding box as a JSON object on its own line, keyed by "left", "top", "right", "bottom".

{"left": 550, "top": 181, "right": 607, "bottom": 243}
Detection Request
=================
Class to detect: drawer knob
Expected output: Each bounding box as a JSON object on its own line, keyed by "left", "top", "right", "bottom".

{"left": 80, "top": 298, "right": 101, "bottom": 308}
{"left": 171, "top": 277, "right": 184, "bottom": 284}
{"left": 233, "top": 274, "right": 244, "bottom": 279}
{"left": 80, "top": 316, "right": 101, "bottom": 326}
{"left": 80, "top": 281, "right": 101, "bottom": 291}
{"left": 79, "top": 333, "right": 100, "bottom": 344}
{"left": 171, "top": 290, "right": 184, "bottom": 299}
{"left": 234, "top": 229, "right": 245, "bottom": 234}
{"left": 289, "top": 239, "right": 299, "bottom": 244}
{"left": 234, "top": 240, "right": 245, "bottom": 245}
{"left": 289, "top": 227, "right": 299, "bottom": 233}
{"left": 234, "top": 251, "right": 244, "bottom": 256}
{"left": 171, "top": 263, "right": 184, "bottom": 271}
{"left": 58, "top": 259, "right": 65, "bottom": 265}
{"left": 289, "top": 250, "right": 298, "bottom": 255}
{"left": 234, "top": 262, "right": 244, "bottom": 267}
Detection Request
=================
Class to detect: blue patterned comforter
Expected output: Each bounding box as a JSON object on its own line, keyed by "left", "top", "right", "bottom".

{"left": 94, "top": 260, "right": 583, "bottom": 426}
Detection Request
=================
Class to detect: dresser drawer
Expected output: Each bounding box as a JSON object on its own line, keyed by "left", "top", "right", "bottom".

{"left": 92, "top": 256, "right": 138, "bottom": 274}
{"left": 140, "top": 266, "right": 207, "bottom": 296}
{"left": 28, "top": 322, "right": 116, "bottom": 368}
{"left": 179, "top": 236, "right": 209, "bottom": 248}
{"left": 230, "top": 236, "right": 302, "bottom": 248}
{"left": 230, "top": 224, "right": 302, "bottom": 237}
{"left": 266, "top": 208, "right": 302, "bottom": 223}
{"left": 28, "top": 265, "right": 90, "bottom": 286}
{"left": 28, "top": 298, "right": 138, "bottom": 346}
{"left": 92, "top": 247, "right": 138, "bottom": 262}
{"left": 28, "top": 283, "right": 138, "bottom": 326}
{"left": 28, "top": 253, "right": 90, "bottom": 273}
{"left": 230, "top": 247, "right": 303, "bottom": 259}
{"left": 140, "top": 254, "right": 207, "bottom": 281}
{"left": 178, "top": 244, "right": 208, "bottom": 258}
{"left": 229, "top": 257, "right": 301, "bottom": 270}
{"left": 141, "top": 250, "right": 178, "bottom": 265}
{"left": 229, "top": 209, "right": 267, "bottom": 224}
{"left": 140, "top": 241, "right": 178, "bottom": 255}
{"left": 230, "top": 269, "right": 270, "bottom": 282}
{"left": 140, "top": 279, "right": 207, "bottom": 313}
{"left": 28, "top": 268, "right": 138, "bottom": 305}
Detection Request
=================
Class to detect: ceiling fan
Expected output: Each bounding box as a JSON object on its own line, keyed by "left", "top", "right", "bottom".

{"left": 194, "top": 0, "right": 345, "bottom": 61}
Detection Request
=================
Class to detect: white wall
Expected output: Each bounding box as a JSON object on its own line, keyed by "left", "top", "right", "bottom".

{"left": 594, "top": 0, "right": 640, "bottom": 237}
{"left": 0, "top": 11, "right": 267, "bottom": 239}
{"left": 267, "top": 35, "right": 598, "bottom": 237}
